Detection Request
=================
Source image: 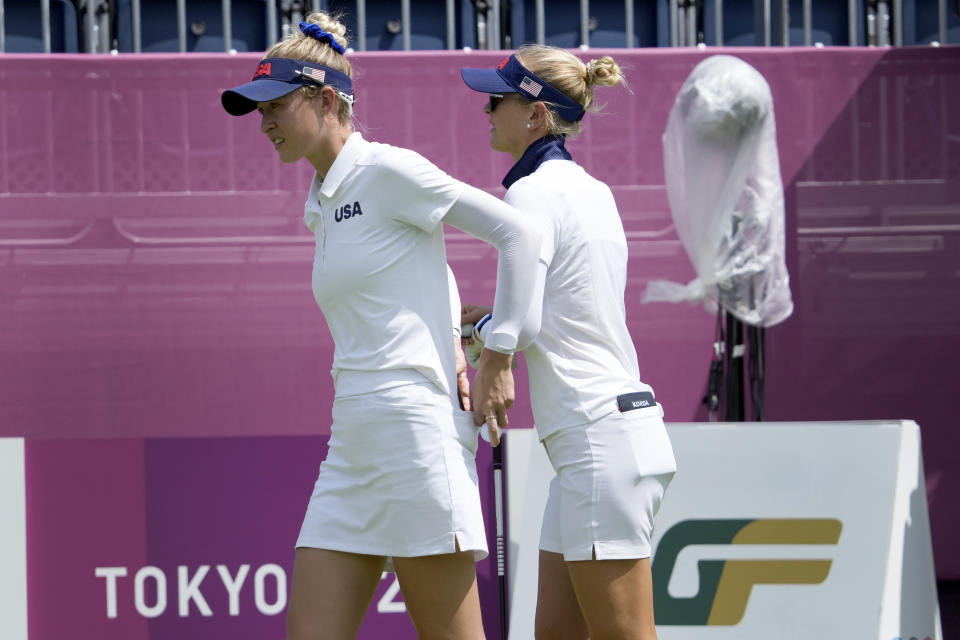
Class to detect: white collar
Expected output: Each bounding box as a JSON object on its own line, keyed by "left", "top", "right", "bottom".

{"left": 315, "top": 131, "right": 367, "bottom": 199}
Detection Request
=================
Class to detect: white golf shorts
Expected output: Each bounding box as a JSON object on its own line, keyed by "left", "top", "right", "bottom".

{"left": 539, "top": 405, "right": 676, "bottom": 561}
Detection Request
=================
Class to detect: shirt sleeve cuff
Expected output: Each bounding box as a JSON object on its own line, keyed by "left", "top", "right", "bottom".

{"left": 483, "top": 332, "right": 518, "bottom": 355}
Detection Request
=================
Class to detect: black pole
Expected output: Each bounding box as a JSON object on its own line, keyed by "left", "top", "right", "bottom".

{"left": 723, "top": 311, "right": 745, "bottom": 421}
{"left": 747, "top": 325, "right": 766, "bottom": 421}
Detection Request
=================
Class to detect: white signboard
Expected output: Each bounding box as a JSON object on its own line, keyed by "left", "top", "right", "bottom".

{"left": 506, "top": 421, "right": 941, "bottom": 640}
{"left": 0, "top": 438, "right": 27, "bottom": 640}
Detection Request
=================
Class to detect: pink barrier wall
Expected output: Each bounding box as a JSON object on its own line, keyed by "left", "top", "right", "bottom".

{"left": 2, "top": 46, "right": 959, "bottom": 589}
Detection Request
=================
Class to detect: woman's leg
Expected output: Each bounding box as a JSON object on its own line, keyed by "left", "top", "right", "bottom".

{"left": 565, "top": 556, "right": 658, "bottom": 640}
{"left": 534, "top": 550, "right": 589, "bottom": 640}
{"left": 536, "top": 410, "right": 672, "bottom": 640}
{"left": 285, "top": 548, "right": 386, "bottom": 640}
{"left": 394, "top": 549, "right": 486, "bottom": 640}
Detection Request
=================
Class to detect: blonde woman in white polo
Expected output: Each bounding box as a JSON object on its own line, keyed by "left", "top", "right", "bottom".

{"left": 222, "top": 12, "right": 542, "bottom": 640}
{"left": 461, "top": 47, "right": 677, "bottom": 640}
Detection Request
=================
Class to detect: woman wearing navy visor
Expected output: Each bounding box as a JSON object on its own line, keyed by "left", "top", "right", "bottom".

{"left": 461, "top": 47, "right": 677, "bottom": 640}
{"left": 222, "top": 12, "right": 543, "bottom": 640}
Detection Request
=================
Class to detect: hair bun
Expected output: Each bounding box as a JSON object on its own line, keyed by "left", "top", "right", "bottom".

{"left": 584, "top": 56, "right": 623, "bottom": 88}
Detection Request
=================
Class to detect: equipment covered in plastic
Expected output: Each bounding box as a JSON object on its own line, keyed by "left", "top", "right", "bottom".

{"left": 643, "top": 55, "right": 793, "bottom": 328}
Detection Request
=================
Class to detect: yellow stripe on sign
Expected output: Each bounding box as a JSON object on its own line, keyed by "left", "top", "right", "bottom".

{"left": 707, "top": 518, "right": 842, "bottom": 625}
{"left": 708, "top": 559, "right": 834, "bottom": 625}
{"left": 732, "top": 518, "right": 842, "bottom": 545}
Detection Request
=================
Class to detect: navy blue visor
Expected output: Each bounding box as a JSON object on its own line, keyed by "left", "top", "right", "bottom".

{"left": 461, "top": 54, "right": 585, "bottom": 123}
{"left": 221, "top": 57, "right": 354, "bottom": 116}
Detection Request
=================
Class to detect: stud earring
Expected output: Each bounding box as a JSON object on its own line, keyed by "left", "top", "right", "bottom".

{"left": 526, "top": 123, "right": 532, "bottom": 129}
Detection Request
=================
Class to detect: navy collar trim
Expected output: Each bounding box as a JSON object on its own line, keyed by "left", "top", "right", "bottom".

{"left": 502, "top": 136, "right": 572, "bottom": 189}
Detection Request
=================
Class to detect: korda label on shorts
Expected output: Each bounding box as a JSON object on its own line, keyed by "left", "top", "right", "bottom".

{"left": 616, "top": 391, "right": 656, "bottom": 412}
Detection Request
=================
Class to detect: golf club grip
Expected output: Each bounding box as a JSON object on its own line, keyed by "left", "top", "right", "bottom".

{"left": 493, "top": 463, "right": 504, "bottom": 575}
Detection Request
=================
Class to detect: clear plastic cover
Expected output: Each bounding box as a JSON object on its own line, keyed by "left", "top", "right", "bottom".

{"left": 643, "top": 55, "right": 793, "bottom": 328}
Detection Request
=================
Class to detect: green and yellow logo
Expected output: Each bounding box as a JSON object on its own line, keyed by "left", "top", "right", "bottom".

{"left": 652, "top": 518, "right": 842, "bottom": 625}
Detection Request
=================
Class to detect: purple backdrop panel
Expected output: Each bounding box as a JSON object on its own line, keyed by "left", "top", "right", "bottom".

{"left": 2, "top": 47, "right": 959, "bottom": 582}
{"left": 0, "top": 49, "right": 896, "bottom": 439}
{"left": 23, "top": 436, "right": 503, "bottom": 639}
{"left": 25, "top": 439, "right": 150, "bottom": 640}
{"left": 764, "top": 47, "right": 960, "bottom": 582}
{"left": 140, "top": 436, "right": 319, "bottom": 639}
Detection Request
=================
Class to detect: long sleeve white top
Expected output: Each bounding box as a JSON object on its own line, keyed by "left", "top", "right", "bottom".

{"left": 303, "top": 132, "right": 541, "bottom": 399}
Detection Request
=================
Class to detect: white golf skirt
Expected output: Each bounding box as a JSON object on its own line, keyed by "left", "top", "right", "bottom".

{"left": 296, "top": 380, "right": 488, "bottom": 571}
{"left": 539, "top": 405, "right": 676, "bottom": 561}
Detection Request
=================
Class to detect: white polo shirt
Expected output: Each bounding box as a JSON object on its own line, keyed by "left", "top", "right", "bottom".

{"left": 303, "top": 132, "right": 465, "bottom": 398}
{"left": 505, "top": 159, "right": 654, "bottom": 439}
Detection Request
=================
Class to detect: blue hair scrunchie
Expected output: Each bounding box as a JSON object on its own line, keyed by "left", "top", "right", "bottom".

{"left": 299, "top": 22, "right": 346, "bottom": 55}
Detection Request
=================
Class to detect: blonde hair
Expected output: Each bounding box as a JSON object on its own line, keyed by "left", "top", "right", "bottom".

{"left": 266, "top": 11, "right": 353, "bottom": 125}
{"left": 515, "top": 45, "right": 626, "bottom": 138}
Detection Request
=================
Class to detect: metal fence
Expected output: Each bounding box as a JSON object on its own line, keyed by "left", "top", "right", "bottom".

{"left": 0, "top": 0, "right": 957, "bottom": 53}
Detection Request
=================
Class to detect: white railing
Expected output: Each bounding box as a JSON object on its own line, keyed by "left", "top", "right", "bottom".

{"left": 0, "top": 0, "right": 955, "bottom": 53}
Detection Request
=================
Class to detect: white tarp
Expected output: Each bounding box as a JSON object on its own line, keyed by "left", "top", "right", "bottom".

{"left": 644, "top": 55, "right": 794, "bottom": 327}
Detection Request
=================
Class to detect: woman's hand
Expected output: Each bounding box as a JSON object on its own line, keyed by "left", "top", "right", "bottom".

{"left": 460, "top": 304, "right": 493, "bottom": 345}
{"left": 470, "top": 348, "right": 513, "bottom": 447}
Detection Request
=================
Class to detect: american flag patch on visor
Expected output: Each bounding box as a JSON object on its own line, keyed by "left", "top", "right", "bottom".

{"left": 519, "top": 76, "right": 543, "bottom": 97}
{"left": 301, "top": 67, "right": 327, "bottom": 83}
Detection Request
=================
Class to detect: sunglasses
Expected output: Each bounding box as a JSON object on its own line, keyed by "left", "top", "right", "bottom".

{"left": 487, "top": 93, "right": 528, "bottom": 112}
